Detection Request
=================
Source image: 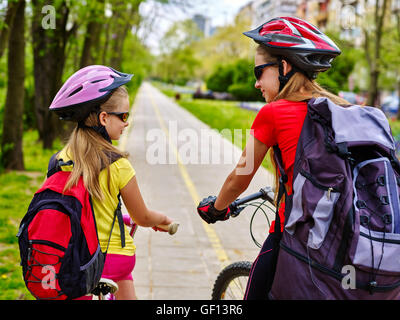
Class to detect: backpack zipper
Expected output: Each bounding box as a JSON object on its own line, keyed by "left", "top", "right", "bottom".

{"left": 327, "top": 187, "right": 333, "bottom": 201}
{"left": 300, "top": 170, "right": 340, "bottom": 194}
{"left": 29, "top": 239, "right": 67, "bottom": 252}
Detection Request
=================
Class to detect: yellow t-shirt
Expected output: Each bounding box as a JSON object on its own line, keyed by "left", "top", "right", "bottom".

{"left": 57, "top": 148, "right": 136, "bottom": 256}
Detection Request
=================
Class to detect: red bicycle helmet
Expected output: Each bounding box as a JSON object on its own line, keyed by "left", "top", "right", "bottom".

{"left": 243, "top": 17, "right": 341, "bottom": 86}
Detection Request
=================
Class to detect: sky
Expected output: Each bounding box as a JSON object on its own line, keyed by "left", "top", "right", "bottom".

{"left": 138, "top": 0, "right": 252, "bottom": 54}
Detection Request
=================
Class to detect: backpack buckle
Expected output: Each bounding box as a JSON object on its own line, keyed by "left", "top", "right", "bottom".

{"left": 382, "top": 214, "right": 392, "bottom": 225}
{"left": 368, "top": 281, "right": 377, "bottom": 294}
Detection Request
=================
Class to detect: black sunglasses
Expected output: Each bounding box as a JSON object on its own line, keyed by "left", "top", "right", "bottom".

{"left": 254, "top": 62, "right": 278, "bottom": 80}
{"left": 107, "top": 112, "right": 130, "bottom": 122}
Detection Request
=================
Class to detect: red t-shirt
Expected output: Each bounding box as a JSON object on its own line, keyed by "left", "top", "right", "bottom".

{"left": 250, "top": 99, "right": 308, "bottom": 233}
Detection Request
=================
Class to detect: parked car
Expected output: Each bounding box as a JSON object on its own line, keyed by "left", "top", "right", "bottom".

{"left": 339, "top": 91, "right": 366, "bottom": 105}
{"left": 193, "top": 89, "right": 215, "bottom": 100}
{"left": 382, "top": 95, "right": 399, "bottom": 115}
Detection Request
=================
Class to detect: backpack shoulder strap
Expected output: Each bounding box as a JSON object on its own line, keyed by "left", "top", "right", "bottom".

{"left": 272, "top": 145, "right": 288, "bottom": 239}
{"left": 47, "top": 151, "right": 75, "bottom": 178}
{"left": 105, "top": 193, "right": 126, "bottom": 251}
{"left": 107, "top": 155, "right": 126, "bottom": 249}
{"left": 46, "top": 152, "right": 61, "bottom": 178}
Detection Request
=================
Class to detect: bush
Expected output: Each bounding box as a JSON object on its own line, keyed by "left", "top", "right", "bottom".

{"left": 206, "top": 64, "right": 235, "bottom": 92}
{"left": 206, "top": 58, "right": 264, "bottom": 101}
{"left": 228, "top": 83, "right": 262, "bottom": 101}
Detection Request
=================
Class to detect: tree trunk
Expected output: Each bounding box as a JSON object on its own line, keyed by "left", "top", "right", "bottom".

{"left": 366, "top": 0, "right": 389, "bottom": 107}
{"left": 80, "top": 20, "right": 103, "bottom": 67}
{"left": 0, "top": 0, "right": 20, "bottom": 59}
{"left": 1, "top": 0, "right": 25, "bottom": 170}
{"left": 79, "top": 0, "right": 105, "bottom": 68}
{"left": 368, "top": 69, "right": 379, "bottom": 107}
{"left": 31, "top": 0, "right": 70, "bottom": 149}
{"left": 108, "top": 1, "right": 139, "bottom": 69}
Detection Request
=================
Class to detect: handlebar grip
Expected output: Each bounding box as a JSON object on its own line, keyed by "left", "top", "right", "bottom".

{"left": 156, "top": 222, "right": 179, "bottom": 235}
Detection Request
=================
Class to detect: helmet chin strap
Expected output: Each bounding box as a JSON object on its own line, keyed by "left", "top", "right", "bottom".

{"left": 277, "top": 57, "right": 298, "bottom": 92}
{"left": 77, "top": 118, "right": 112, "bottom": 144}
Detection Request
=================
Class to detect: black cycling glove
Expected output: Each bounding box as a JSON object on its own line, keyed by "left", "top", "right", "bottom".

{"left": 197, "top": 196, "right": 230, "bottom": 224}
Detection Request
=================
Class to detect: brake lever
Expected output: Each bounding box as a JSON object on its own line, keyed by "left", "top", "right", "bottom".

{"left": 230, "top": 205, "right": 245, "bottom": 218}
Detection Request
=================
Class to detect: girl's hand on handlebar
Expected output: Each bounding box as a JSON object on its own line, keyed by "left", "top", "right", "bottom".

{"left": 152, "top": 226, "right": 168, "bottom": 232}
{"left": 153, "top": 222, "right": 179, "bottom": 235}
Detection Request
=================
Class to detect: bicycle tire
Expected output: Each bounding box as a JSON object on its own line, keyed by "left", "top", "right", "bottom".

{"left": 211, "top": 261, "right": 252, "bottom": 300}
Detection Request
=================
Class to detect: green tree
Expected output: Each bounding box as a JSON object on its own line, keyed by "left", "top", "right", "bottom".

{"left": 192, "top": 13, "right": 253, "bottom": 79}
{"left": 154, "top": 19, "right": 202, "bottom": 84}
{"left": 79, "top": 0, "right": 105, "bottom": 68}
{"left": 31, "top": 0, "right": 74, "bottom": 149}
{"left": 205, "top": 64, "right": 235, "bottom": 92}
{"left": 361, "top": 0, "right": 390, "bottom": 106}
{"left": 1, "top": 0, "right": 25, "bottom": 170}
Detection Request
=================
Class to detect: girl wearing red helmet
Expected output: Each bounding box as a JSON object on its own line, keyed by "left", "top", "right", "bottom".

{"left": 197, "top": 17, "right": 349, "bottom": 299}
{"left": 49, "top": 65, "right": 173, "bottom": 299}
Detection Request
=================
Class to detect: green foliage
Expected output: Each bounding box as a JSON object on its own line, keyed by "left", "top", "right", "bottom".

{"left": 153, "top": 19, "right": 203, "bottom": 84}
{"left": 122, "top": 32, "right": 153, "bottom": 93}
{"left": 206, "top": 64, "right": 235, "bottom": 92}
{"left": 206, "top": 58, "right": 263, "bottom": 101}
{"left": 228, "top": 83, "right": 262, "bottom": 101}
{"left": 317, "top": 50, "right": 358, "bottom": 94}
{"left": 317, "top": 31, "right": 361, "bottom": 94}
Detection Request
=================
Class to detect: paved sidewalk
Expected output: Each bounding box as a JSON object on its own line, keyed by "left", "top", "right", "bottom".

{"left": 121, "top": 82, "right": 274, "bottom": 300}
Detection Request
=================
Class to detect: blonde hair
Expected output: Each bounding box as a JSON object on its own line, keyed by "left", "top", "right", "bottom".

{"left": 62, "top": 86, "right": 129, "bottom": 200}
{"left": 256, "top": 44, "right": 350, "bottom": 202}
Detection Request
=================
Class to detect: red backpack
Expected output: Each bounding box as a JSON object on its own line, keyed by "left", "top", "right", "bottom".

{"left": 17, "top": 153, "right": 124, "bottom": 300}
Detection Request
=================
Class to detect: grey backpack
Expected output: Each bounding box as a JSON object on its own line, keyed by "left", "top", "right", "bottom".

{"left": 270, "top": 97, "right": 400, "bottom": 299}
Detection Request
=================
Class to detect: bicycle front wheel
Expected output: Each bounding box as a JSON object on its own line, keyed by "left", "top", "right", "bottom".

{"left": 211, "top": 261, "right": 252, "bottom": 300}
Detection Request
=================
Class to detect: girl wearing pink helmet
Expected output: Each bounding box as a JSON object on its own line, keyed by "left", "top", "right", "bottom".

{"left": 197, "top": 17, "right": 350, "bottom": 299}
{"left": 49, "top": 65, "right": 173, "bottom": 299}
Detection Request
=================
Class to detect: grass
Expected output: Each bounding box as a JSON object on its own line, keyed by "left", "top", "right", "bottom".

{"left": 0, "top": 130, "right": 62, "bottom": 300}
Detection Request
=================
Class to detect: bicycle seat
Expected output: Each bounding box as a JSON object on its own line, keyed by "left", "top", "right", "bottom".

{"left": 91, "top": 278, "right": 119, "bottom": 296}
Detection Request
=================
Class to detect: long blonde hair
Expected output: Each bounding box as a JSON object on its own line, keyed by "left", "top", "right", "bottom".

{"left": 62, "top": 86, "right": 129, "bottom": 200}
{"left": 256, "top": 44, "right": 350, "bottom": 202}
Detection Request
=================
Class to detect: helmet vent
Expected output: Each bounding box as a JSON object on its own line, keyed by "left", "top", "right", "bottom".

{"left": 91, "top": 79, "right": 106, "bottom": 84}
{"left": 68, "top": 85, "right": 83, "bottom": 97}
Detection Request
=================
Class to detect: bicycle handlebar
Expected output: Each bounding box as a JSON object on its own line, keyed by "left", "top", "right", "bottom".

{"left": 229, "top": 186, "right": 275, "bottom": 218}
{"left": 123, "top": 214, "right": 179, "bottom": 236}
{"left": 156, "top": 222, "right": 179, "bottom": 235}
{"left": 232, "top": 186, "right": 275, "bottom": 207}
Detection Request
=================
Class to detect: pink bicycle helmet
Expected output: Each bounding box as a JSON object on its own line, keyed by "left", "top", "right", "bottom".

{"left": 243, "top": 17, "right": 341, "bottom": 88}
{"left": 49, "top": 65, "right": 133, "bottom": 122}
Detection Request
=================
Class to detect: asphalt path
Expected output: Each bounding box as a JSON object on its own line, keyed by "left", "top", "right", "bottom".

{"left": 120, "top": 82, "right": 274, "bottom": 300}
